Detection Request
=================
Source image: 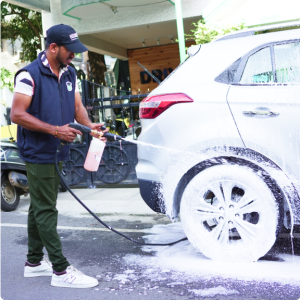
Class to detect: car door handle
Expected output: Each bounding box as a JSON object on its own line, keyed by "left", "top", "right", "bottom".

{"left": 242, "top": 110, "right": 280, "bottom": 118}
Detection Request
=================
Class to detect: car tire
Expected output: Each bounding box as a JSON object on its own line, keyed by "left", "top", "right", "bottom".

{"left": 180, "top": 164, "right": 283, "bottom": 262}
{"left": 1, "top": 174, "right": 20, "bottom": 212}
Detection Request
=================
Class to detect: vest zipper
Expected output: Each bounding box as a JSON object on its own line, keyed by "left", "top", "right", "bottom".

{"left": 58, "top": 82, "right": 63, "bottom": 125}
{"left": 59, "top": 72, "right": 70, "bottom": 126}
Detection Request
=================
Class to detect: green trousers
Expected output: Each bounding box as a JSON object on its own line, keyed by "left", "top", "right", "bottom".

{"left": 25, "top": 161, "right": 70, "bottom": 272}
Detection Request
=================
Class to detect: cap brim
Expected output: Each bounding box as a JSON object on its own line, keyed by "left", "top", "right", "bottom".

{"left": 63, "top": 41, "right": 88, "bottom": 53}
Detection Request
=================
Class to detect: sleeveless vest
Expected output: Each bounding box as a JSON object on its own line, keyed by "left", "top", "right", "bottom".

{"left": 15, "top": 52, "right": 76, "bottom": 163}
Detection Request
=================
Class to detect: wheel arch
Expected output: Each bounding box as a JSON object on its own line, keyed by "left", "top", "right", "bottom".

{"left": 172, "top": 147, "right": 298, "bottom": 228}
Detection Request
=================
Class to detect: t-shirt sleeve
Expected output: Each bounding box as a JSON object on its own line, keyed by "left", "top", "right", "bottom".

{"left": 14, "top": 71, "right": 35, "bottom": 96}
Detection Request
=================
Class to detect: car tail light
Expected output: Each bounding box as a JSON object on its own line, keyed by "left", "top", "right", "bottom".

{"left": 139, "top": 93, "right": 193, "bottom": 119}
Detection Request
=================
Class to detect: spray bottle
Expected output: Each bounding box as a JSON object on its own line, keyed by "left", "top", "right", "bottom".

{"left": 84, "top": 137, "right": 105, "bottom": 171}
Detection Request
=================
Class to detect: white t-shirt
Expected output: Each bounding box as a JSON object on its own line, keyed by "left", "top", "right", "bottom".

{"left": 14, "top": 52, "right": 79, "bottom": 96}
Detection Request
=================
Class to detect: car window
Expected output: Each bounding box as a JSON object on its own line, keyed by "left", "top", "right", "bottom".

{"left": 215, "top": 58, "right": 241, "bottom": 84}
{"left": 240, "top": 47, "right": 274, "bottom": 84}
{"left": 274, "top": 42, "right": 300, "bottom": 83}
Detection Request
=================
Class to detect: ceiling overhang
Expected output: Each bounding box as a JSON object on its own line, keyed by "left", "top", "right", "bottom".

{"left": 61, "top": 0, "right": 175, "bottom": 20}
{"left": 5, "top": 0, "right": 50, "bottom": 12}
{"left": 79, "top": 34, "right": 128, "bottom": 59}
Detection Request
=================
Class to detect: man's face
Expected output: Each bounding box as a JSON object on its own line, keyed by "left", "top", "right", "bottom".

{"left": 56, "top": 45, "right": 75, "bottom": 67}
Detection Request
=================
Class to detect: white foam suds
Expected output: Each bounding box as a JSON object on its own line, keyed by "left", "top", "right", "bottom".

{"left": 190, "top": 286, "right": 239, "bottom": 297}
{"left": 121, "top": 222, "right": 300, "bottom": 285}
{"left": 113, "top": 274, "right": 131, "bottom": 284}
{"left": 113, "top": 270, "right": 138, "bottom": 285}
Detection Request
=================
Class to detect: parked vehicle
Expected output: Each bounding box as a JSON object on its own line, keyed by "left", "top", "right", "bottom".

{"left": 1, "top": 140, "right": 28, "bottom": 211}
{"left": 105, "top": 116, "right": 141, "bottom": 140}
{"left": 137, "top": 21, "right": 300, "bottom": 262}
{"left": 1, "top": 137, "right": 68, "bottom": 212}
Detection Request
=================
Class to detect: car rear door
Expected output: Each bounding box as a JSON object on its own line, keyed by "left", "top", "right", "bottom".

{"left": 227, "top": 40, "right": 300, "bottom": 179}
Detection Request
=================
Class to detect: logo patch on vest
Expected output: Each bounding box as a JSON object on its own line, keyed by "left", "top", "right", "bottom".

{"left": 66, "top": 81, "right": 72, "bottom": 91}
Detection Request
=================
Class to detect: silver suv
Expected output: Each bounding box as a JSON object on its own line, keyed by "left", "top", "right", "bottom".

{"left": 137, "top": 21, "right": 300, "bottom": 262}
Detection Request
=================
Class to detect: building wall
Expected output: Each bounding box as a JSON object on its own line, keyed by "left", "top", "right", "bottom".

{"left": 43, "top": 0, "right": 210, "bottom": 36}
{"left": 1, "top": 38, "right": 28, "bottom": 126}
{"left": 0, "top": 88, "right": 14, "bottom": 126}
{"left": 0, "top": 39, "right": 26, "bottom": 73}
{"left": 203, "top": 0, "right": 300, "bottom": 26}
{"left": 41, "top": 0, "right": 208, "bottom": 59}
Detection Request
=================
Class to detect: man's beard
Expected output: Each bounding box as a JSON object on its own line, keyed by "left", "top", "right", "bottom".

{"left": 56, "top": 47, "right": 68, "bottom": 68}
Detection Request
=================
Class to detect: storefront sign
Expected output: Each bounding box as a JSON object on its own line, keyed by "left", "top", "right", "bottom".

{"left": 140, "top": 68, "right": 173, "bottom": 84}
{"left": 128, "top": 41, "right": 194, "bottom": 94}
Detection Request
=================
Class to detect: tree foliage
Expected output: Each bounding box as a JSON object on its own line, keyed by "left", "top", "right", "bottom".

{"left": 0, "top": 67, "right": 14, "bottom": 92}
{"left": 187, "top": 19, "right": 245, "bottom": 44}
{"left": 1, "top": 1, "right": 42, "bottom": 62}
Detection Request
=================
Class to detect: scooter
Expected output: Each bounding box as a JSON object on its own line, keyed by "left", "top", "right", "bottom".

{"left": 0, "top": 136, "right": 67, "bottom": 212}
{"left": 1, "top": 138, "right": 28, "bottom": 211}
{"left": 105, "top": 116, "right": 141, "bottom": 139}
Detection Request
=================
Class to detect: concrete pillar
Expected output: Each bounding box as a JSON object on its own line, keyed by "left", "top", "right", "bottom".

{"left": 41, "top": 0, "right": 78, "bottom": 36}
{"left": 175, "top": 0, "right": 186, "bottom": 63}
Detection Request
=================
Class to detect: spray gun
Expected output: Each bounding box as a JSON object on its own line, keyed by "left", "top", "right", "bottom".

{"left": 69, "top": 122, "right": 122, "bottom": 141}
{"left": 69, "top": 122, "right": 123, "bottom": 172}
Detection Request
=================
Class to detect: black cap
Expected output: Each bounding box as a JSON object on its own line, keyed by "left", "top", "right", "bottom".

{"left": 45, "top": 24, "right": 88, "bottom": 53}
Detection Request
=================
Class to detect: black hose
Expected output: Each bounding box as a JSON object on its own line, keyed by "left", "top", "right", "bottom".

{"left": 55, "top": 143, "right": 187, "bottom": 246}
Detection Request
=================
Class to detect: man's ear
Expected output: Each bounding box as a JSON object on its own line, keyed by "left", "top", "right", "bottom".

{"left": 49, "top": 43, "right": 58, "bottom": 54}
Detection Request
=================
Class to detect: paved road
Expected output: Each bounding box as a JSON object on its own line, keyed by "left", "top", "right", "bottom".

{"left": 1, "top": 188, "right": 300, "bottom": 300}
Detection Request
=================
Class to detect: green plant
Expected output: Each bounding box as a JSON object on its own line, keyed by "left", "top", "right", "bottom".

{"left": 187, "top": 19, "right": 245, "bottom": 44}
{"left": 1, "top": 2, "right": 42, "bottom": 62}
{"left": 0, "top": 67, "right": 14, "bottom": 92}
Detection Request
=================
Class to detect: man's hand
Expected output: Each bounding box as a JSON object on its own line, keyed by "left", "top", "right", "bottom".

{"left": 90, "top": 123, "right": 109, "bottom": 143}
{"left": 57, "top": 124, "right": 82, "bottom": 142}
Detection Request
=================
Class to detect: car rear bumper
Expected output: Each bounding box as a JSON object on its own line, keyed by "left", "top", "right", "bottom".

{"left": 138, "top": 179, "right": 165, "bottom": 214}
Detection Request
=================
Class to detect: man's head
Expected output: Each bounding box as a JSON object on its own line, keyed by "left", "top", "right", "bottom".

{"left": 45, "top": 24, "right": 88, "bottom": 68}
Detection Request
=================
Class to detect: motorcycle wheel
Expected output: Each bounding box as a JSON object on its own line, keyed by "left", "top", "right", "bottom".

{"left": 59, "top": 179, "right": 68, "bottom": 192}
{"left": 1, "top": 174, "right": 20, "bottom": 212}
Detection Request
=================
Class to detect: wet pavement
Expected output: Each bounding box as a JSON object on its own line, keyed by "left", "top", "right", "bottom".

{"left": 1, "top": 188, "right": 300, "bottom": 300}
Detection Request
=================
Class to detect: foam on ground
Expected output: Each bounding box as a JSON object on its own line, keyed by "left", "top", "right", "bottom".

{"left": 122, "top": 222, "right": 300, "bottom": 285}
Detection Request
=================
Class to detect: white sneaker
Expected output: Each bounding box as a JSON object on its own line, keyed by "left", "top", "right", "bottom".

{"left": 24, "top": 257, "right": 53, "bottom": 277}
{"left": 51, "top": 265, "right": 99, "bottom": 289}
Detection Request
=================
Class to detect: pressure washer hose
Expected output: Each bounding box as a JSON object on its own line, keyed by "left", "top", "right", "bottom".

{"left": 55, "top": 142, "right": 187, "bottom": 246}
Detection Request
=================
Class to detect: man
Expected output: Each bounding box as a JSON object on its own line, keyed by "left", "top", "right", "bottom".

{"left": 11, "top": 24, "right": 106, "bottom": 288}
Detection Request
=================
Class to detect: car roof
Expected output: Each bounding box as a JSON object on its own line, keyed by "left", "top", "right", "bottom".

{"left": 199, "top": 27, "right": 300, "bottom": 80}
{"left": 215, "top": 20, "right": 300, "bottom": 42}
{"left": 151, "top": 25, "right": 300, "bottom": 96}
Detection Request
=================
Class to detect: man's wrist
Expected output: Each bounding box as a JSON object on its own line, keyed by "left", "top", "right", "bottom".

{"left": 81, "top": 120, "right": 93, "bottom": 128}
{"left": 54, "top": 126, "right": 59, "bottom": 138}
{"left": 86, "top": 121, "right": 93, "bottom": 128}
{"left": 50, "top": 125, "right": 57, "bottom": 136}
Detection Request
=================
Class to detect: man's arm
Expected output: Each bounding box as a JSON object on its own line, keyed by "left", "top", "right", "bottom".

{"left": 74, "top": 91, "right": 108, "bottom": 140}
{"left": 11, "top": 92, "right": 81, "bottom": 142}
{"left": 74, "top": 91, "right": 93, "bottom": 127}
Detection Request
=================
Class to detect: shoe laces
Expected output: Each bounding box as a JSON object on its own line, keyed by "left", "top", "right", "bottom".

{"left": 42, "top": 257, "right": 52, "bottom": 266}
{"left": 67, "top": 265, "right": 83, "bottom": 279}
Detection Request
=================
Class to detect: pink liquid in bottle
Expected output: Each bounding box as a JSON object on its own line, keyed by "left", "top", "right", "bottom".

{"left": 84, "top": 138, "right": 105, "bottom": 172}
